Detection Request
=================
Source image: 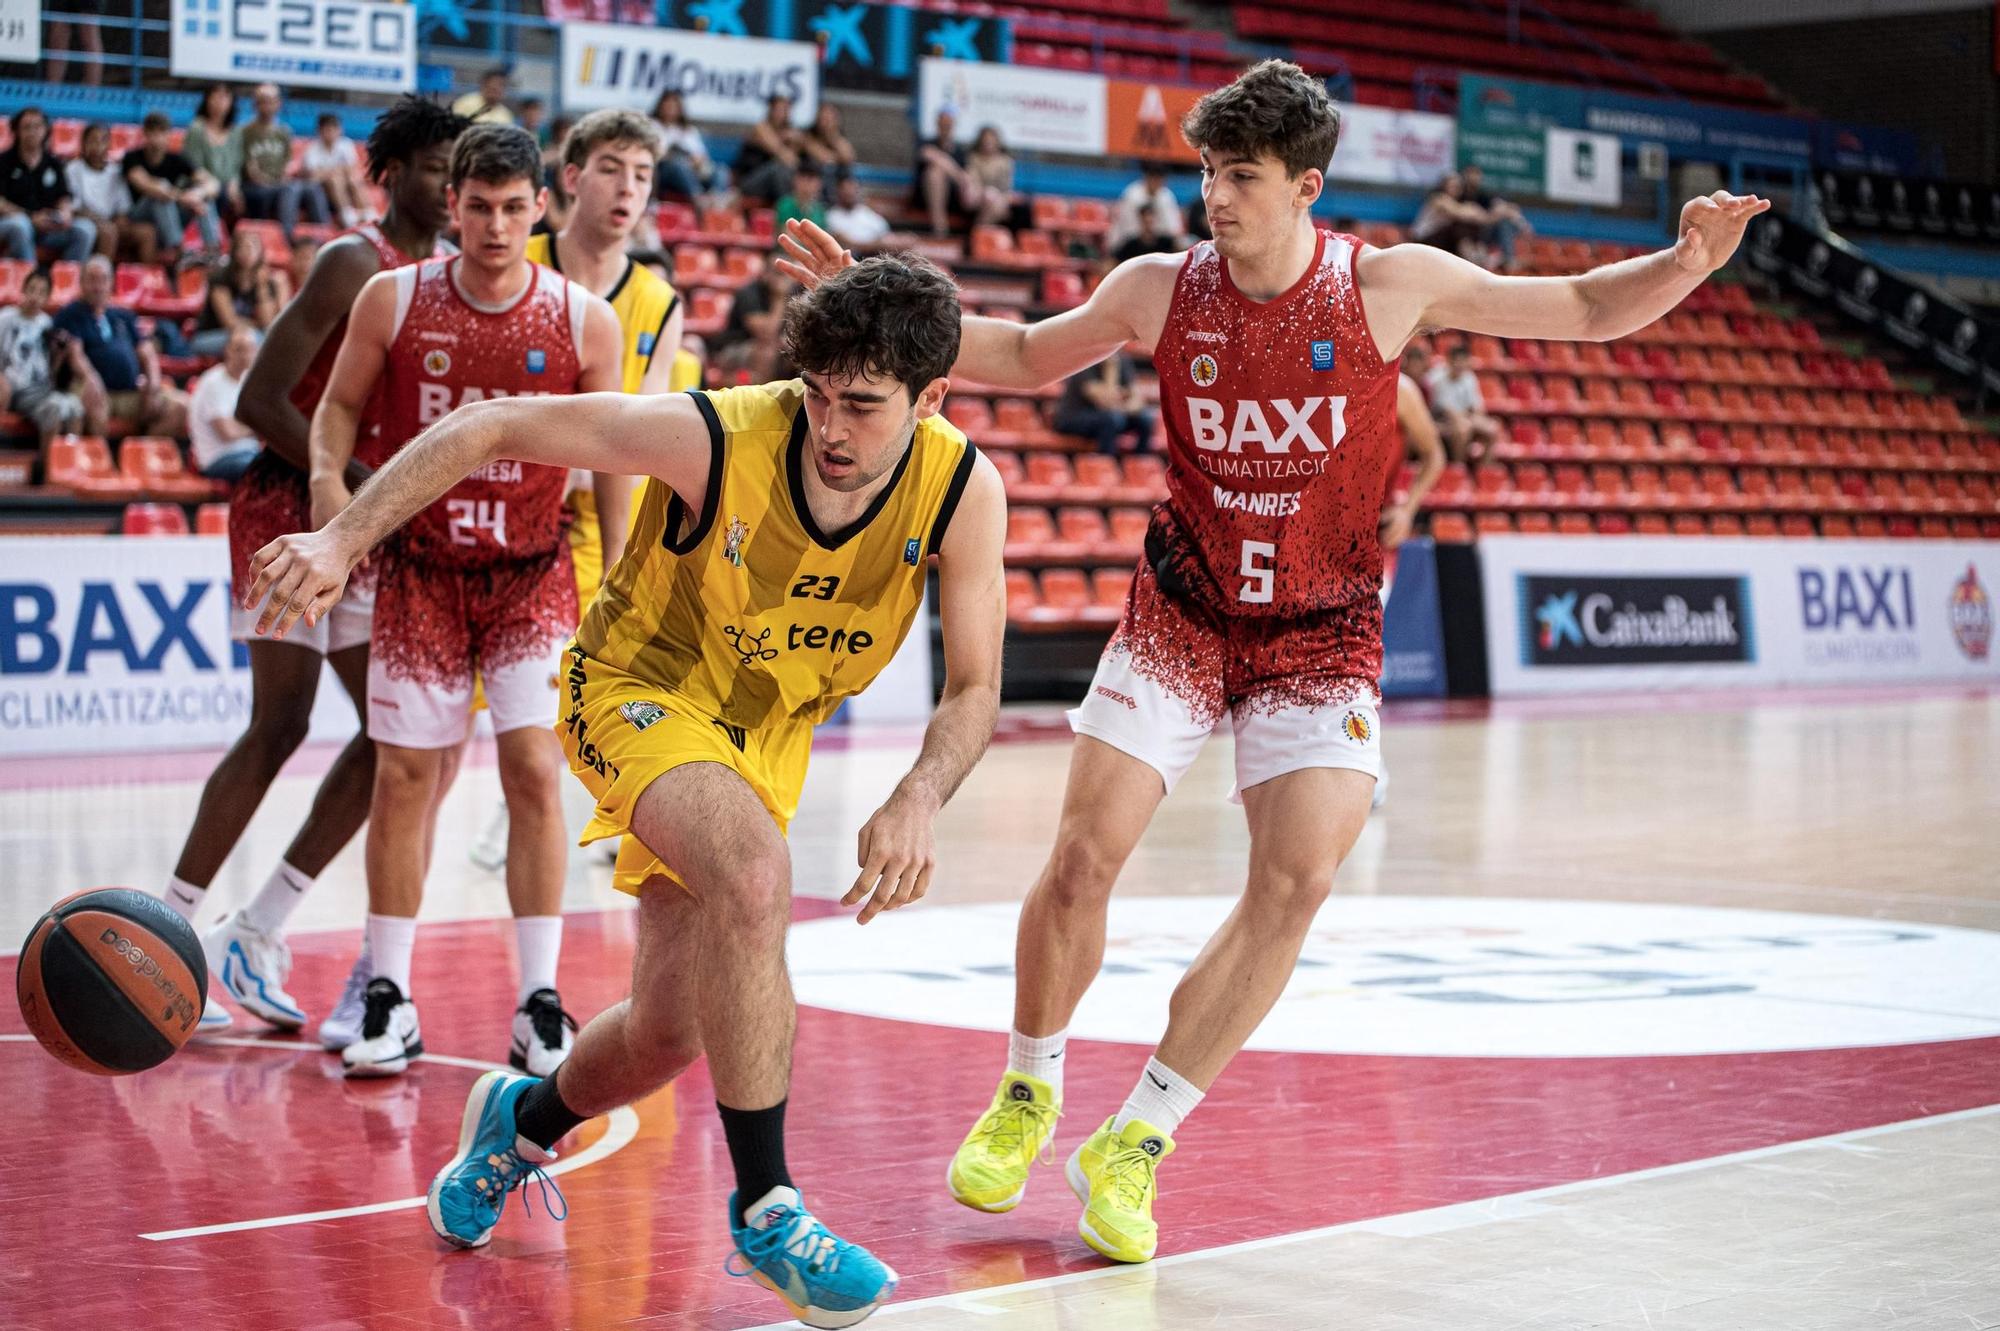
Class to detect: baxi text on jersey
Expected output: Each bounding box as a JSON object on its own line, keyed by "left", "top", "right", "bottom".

{"left": 418, "top": 384, "right": 552, "bottom": 425}
{"left": 1186, "top": 396, "right": 1348, "bottom": 455}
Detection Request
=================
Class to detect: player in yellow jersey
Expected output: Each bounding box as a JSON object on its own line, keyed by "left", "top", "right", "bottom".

{"left": 247, "top": 255, "right": 1006, "bottom": 1329}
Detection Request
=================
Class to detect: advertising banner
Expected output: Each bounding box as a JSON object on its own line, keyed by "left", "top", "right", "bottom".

{"left": 735, "top": 0, "right": 1008, "bottom": 93}
{"left": 561, "top": 23, "right": 820, "bottom": 123}
{"left": 917, "top": 58, "right": 1105, "bottom": 156}
{"left": 1480, "top": 535, "right": 1998, "bottom": 696}
{"left": 1545, "top": 127, "right": 1621, "bottom": 207}
{"left": 1105, "top": 80, "right": 1205, "bottom": 164}
{"left": 1816, "top": 167, "right": 2000, "bottom": 247}
{"left": 171, "top": 0, "right": 416, "bottom": 94}
{"left": 0, "top": 0, "right": 39, "bottom": 63}
{"left": 1381, "top": 537, "right": 1448, "bottom": 698}
{"left": 1329, "top": 102, "right": 1455, "bottom": 187}
{"left": 0, "top": 537, "right": 358, "bottom": 758}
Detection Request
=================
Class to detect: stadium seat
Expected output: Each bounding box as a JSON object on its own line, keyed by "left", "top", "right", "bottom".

{"left": 46, "top": 435, "right": 138, "bottom": 496}
{"left": 1056, "top": 506, "right": 1111, "bottom": 558}
{"left": 1116, "top": 454, "right": 1167, "bottom": 503}
{"left": 1034, "top": 568, "right": 1092, "bottom": 626}
{"left": 121, "top": 437, "right": 215, "bottom": 498}
{"left": 1016, "top": 451, "right": 1074, "bottom": 503}
{"left": 1429, "top": 511, "right": 1474, "bottom": 543}
{"left": 196, "top": 502, "right": 230, "bottom": 535}
{"left": 1042, "top": 269, "right": 1085, "bottom": 309}
{"left": 1071, "top": 453, "right": 1120, "bottom": 502}
{"left": 121, "top": 502, "right": 190, "bottom": 535}
{"left": 683, "top": 288, "right": 731, "bottom": 336}
{"left": 673, "top": 244, "right": 720, "bottom": 287}
{"left": 1004, "top": 568, "right": 1040, "bottom": 623}
{"left": 1004, "top": 507, "right": 1057, "bottom": 561}
{"left": 1106, "top": 507, "right": 1150, "bottom": 557}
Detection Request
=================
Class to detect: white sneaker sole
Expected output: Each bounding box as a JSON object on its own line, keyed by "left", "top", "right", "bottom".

{"left": 341, "top": 1038, "right": 421, "bottom": 1078}
{"left": 747, "top": 1265, "right": 899, "bottom": 1329}
{"left": 1065, "top": 1144, "right": 1154, "bottom": 1263}
{"left": 427, "top": 1068, "right": 507, "bottom": 1249}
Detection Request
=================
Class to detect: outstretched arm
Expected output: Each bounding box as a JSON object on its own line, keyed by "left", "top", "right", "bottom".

{"left": 249, "top": 390, "right": 717, "bottom": 639}
{"left": 1360, "top": 190, "right": 1770, "bottom": 353}
{"left": 843, "top": 454, "right": 1006, "bottom": 924}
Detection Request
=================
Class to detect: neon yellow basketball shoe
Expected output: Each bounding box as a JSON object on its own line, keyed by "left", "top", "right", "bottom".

{"left": 946, "top": 1072, "right": 1062, "bottom": 1213}
{"left": 1065, "top": 1116, "right": 1175, "bottom": 1263}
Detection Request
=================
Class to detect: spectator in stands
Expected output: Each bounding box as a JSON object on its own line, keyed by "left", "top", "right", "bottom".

{"left": 0, "top": 267, "right": 104, "bottom": 445}
{"left": 66, "top": 123, "right": 132, "bottom": 261}
{"left": 57, "top": 255, "right": 187, "bottom": 437}
{"left": 537, "top": 117, "right": 576, "bottom": 237}
{"left": 1424, "top": 340, "right": 1499, "bottom": 463}
{"left": 1411, "top": 173, "right": 1488, "bottom": 263}
{"left": 192, "top": 227, "right": 289, "bottom": 358}
{"left": 124, "top": 110, "right": 223, "bottom": 264}
{"left": 915, "top": 106, "right": 974, "bottom": 237}
{"left": 798, "top": 104, "right": 856, "bottom": 184}
{"left": 1054, "top": 352, "right": 1154, "bottom": 456}
{"left": 826, "top": 175, "right": 890, "bottom": 248}
{"left": 287, "top": 233, "right": 320, "bottom": 294}
{"left": 1185, "top": 192, "right": 1210, "bottom": 242}
{"left": 0, "top": 107, "right": 96, "bottom": 262}
{"left": 187, "top": 325, "right": 264, "bottom": 480}
{"left": 1114, "top": 208, "right": 1180, "bottom": 263}
{"left": 713, "top": 263, "right": 798, "bottom": 381}
{"left": 453, "top": 68, "right": 516, "bottom": 125}
{"left": 518, "top": 98, "right": 548, "bottom": 146}
{"left": 650, "top": 90, "right": 718, "bottom": 202}
{"left": 734, "top": 94, "right": 801, "bottom": 207}
{"left": 240, "top": 84, "right": 330, "bottom": 240}
{"left": 183, "top": 85, "right": 245, "bottom": 223}
{"left": 1109, "top": 160, "right": 1184, "bottom": 256}
{"left": 1401, "top": 341, "right": 1433, "bottom": 407}
{"left": 776, "top": 161, "right": 828, "bottom": 233}
{"left": 1458, "top": 164, "right": 1532, "bottom": 270}
{"left": 966, "top": 126, "right": 1017, "bottom": 227}
{"left": 303, "top": 113, "right": 369, "bottom": 229}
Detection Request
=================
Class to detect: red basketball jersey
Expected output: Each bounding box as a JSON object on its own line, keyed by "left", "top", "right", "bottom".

{"left": 1150, "top": 230, "right": 1401, "bottom": 620}
{"left": 377, "top": 257, "right": 587, "bottom": 566}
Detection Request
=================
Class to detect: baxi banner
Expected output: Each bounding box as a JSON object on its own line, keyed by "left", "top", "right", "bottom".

{"left": 561, "top": 23, "right": 820, "bottom": 122}
{"left": 1479, "top": 535, "right": 1997, "bottom": 696}
{"left": 171, "top": 0, "right": 416, "bottom": 94}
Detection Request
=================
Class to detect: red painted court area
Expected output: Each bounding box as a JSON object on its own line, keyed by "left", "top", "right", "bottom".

{"left": 8, "top": 905, "right": 2000, "bottom": 1330}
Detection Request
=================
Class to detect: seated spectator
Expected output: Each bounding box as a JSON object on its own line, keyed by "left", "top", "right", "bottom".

{"left": 0, "top": 107, "right": 96, "bottom": 262}
{"left": 1411, "top": 173, "right": 1489, "bottom": 263}
{"left": 518, "top": 97, "right": 548, "bottom": 146}
{"left": 914, "top": 107, "right": 972, "bottom": 236}
{"left": 1109, "top": 160, "right": 1184, "bottom": 255}
{"left": 1459, "top": 164, "right": 1532, "bottom": 270}
{"left": 239, "top": 83, "right": 330, "bottom": 239}
{"left": 1114, "top": 209, "right": 1179, "bottom": 263}
{"left": 826, "top": 175, "right": 891, "bottom": 248}
{"left": 651, "top": 90, "right": 718, "bottom": 201}
{"left": 287, "top": 233, "right": 321, "bottom": 293}
{"left": 798, "top": 104, "right": 856, "bottom": 184}
{"left": 188, "top": 326, "right": 263, "bottom": 480}
{"left": 182, "top": 84, "right": 245, "bottom": 223}
{"left": 734, "top": 94, "right": 801, "bottom": 207}
{"left": 124, "top": 110, "right": 223, "bottom": 263}
{"left": 303, "top": 113, "right": 368, "bottom": 228}
{"left": 453, "top": 68, "right": 516, "bottom": 126}
{"left": 965, "top": 126, "right": 1017, "bottom": 228}
{"left": 536, "top": 117, "right": 576, "bottom": 237}
{"left": 1053, "top": 351, "right": 1154, "bottom": 456}
{"left": 192, "top": 227, "right": 289, "bottom": 357}
{"left": 0, "top": 267, "right": 105, "bottom": 446}
{"left": 712, "top": 265, "right": 798, "bottom": 382}
{"left": 776, "top": 161, "right": 828, "bottom": 233}
{"left": 1424, "top": 341, "right": 1499, "bottom": 463}
{"left": 56, "top": 255, "right": 188, "bottom": 437}
{"left": 66, "top": 123, "right": 132, "bottom": 260}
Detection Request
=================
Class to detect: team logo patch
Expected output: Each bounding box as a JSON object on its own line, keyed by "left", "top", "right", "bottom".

{"left": 1190, "top": 353, "right": 1219, "bottom": 388}
{"left": 904, "top": 537, "right": 922, "bottom": 566}
{"left": 1949, "top": 564, "right": 1992, "bottom": 661}
{"left": 422, "top": 349, "right": 451, "bottom": 377}
{"left": 637, "top": 332, "right": 656, "bottom": 357}
{"left": 723, "top": 515, "right": 749, "bottom": 567}
{"left": 618, "top": 699, "right": 670, "bottom": 732}
{"left": 1341, "top": 710, "right": 1372, "bottom": 744}
{"left": 1310, "top": 339, "right": 1335, "bottom": 371}
{"left": 525, "top": 348, "right": 547, "bottom": 374}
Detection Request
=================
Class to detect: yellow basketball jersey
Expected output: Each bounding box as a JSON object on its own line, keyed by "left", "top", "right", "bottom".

{"left": 576, "top": 380, "right": 977, "bottom": 730}
{"left": 526, "top": 233, "right": 678, "bottom": 394}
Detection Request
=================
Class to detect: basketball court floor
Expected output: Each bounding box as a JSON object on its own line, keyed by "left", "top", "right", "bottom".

{"left": 4, "top": 687, "right": 1998, "bottom": 1329}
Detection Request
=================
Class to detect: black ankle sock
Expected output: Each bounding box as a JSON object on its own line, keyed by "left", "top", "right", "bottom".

{"left": 514, "top": 1073, "right": 587, "bottom": 1151}
{"left": 717, "top": 1098, "right": 793, "bottom": 1217}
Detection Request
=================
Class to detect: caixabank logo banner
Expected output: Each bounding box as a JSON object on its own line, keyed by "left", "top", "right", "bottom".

{"left": 1521, "top": 574, "right": 1754, "bottom": 668}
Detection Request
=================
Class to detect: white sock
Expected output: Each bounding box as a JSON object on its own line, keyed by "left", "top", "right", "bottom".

{"left": 1113, "top": 1056, "right": 1203, "bottom": 1139}
{"left": 367, "top": 914, "right": 418, "bottom": 996}
{"left": 240, "top": 862, "right": 312, "bottom": 935}
{"left": 515, "top": 915, "right": 563, "bottom": 1004}
{"left": 1008, "top": 1028, "right": 1068, "bottom": 1098}
{"left": 162, "top": 876, "right": 207, "bottom": 922}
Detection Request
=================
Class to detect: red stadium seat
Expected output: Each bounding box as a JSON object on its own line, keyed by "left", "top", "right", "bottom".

{"left": 46, "top": 434, "right": 139, "bottom": 496}
{"left": 121, "top": 436, "right": 215, "bottom": 497}
{"left": 196, "top": 502, "right": 230, "bottom": 535}
{"left": 121, "top": 502, "right": 190, "bottom": 535}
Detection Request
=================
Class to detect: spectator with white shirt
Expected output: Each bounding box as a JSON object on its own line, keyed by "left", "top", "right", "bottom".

{"left": 187, "top": 325, "right": 262, "bottom": 480}
{"left": 66, "top": 123, "right": 132, "bottom": 260}
{"left": 302, "top": 113, "right": 369, "bottom": 228}
{"left": 0, "top": 267, "right": 105, "bottom": 447}
{"left": 1108, "top": 160, "right": 1185, "bottom": 255}
{"left": 826, "top": 175, "right": 891, "bottom": 248}
{"left": 650, "top": 90, "right": 718, "bottom": 201}
{"left": 1424, "top": 341, "right": 1500, "bottom": 463}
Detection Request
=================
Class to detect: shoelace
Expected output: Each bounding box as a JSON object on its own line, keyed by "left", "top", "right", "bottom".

{"left": 725, "top": 1207, "right": 844, "bottom": 1281}
{"left": 978, "top": 1098, "right": 1061, "bottom": 1166}
{"left": 476, "top": 1146, "right": 568, "bottom": 1222}
{"left": 1101, "top": 1146, "right": 1159, "bottom": 1211}
{"left": 358, "top": 985, "right": 397, "bottom": 1040}
{"left": 527, "top": 996, "right": 578, "bottom": 1049}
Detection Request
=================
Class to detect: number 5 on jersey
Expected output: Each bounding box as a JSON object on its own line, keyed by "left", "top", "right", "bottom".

{"left": 1239, "top": 540, "right": 1276, "bottom": 604}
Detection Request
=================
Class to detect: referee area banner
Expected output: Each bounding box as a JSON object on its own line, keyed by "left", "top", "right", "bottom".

{"left": 0, "top": 537, "right": 356, "bottom": 757}
{"left": 1478, "top": 535, "right": 1997, "bottom": 696}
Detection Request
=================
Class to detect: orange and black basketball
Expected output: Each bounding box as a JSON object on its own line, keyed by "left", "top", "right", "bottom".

{"left": 15, "top": 888, "right": 208, "bottom": 1076}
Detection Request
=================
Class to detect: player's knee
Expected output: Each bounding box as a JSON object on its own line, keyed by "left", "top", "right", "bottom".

{"left": 241, "top": 705, "right": 311, "bottom": 766}
{"left": 1042, "top": 834, "right": 1120, "bottom": 910}
{"left": 373, "top": 746, "right": 442, "bottom": 800}
{"left": 705, "top": 847, "right": 791, "bottom": 930}
{"left": 629, "top": 1008, "right": 701, "bottom": 1076}
{"left": 496, "top": 739, "right": 565, "bottom": 808}
{"left": 1247, "top": 864, "right": 1335, "bottom": 923}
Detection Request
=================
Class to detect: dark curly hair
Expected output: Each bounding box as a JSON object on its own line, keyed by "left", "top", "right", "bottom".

{"left": 366, "top": 96, "right": 471, "bottom": 185}
{"left": 1182, "top": 59, "right": 1341, "bottom": 179}
{"left": 783, "top": 254, "right": 962, "bottom": 399}
{"left": 450, "top": 122, "right": 543, "bottom": 191}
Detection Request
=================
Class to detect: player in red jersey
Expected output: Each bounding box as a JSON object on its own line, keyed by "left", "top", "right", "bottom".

{"left": 303, "top": 124, "right": 624, "bottom": 1077}
{"left": 158, "top": 97, "right": 468, "bottom": 1042}
{"left": 784, "top": 59, "right": 1768, "bottom": 1261}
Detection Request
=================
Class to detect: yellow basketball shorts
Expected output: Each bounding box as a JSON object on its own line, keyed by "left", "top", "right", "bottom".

{"left": 557, "top": 643, "right": 812, "bottom": 895}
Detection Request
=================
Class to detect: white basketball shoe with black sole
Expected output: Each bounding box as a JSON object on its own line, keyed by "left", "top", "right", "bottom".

{"left": 341, "top": 978, "right": 423, "bottom": 1078}
{"left": 509, "top": 988, "right": 577, "bottom": 1078}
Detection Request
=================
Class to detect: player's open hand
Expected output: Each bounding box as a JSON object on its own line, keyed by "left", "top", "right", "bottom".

{"left": 245, "top": 529, "right": 353, "bottom": 641}
{"left": 844, "top": 791, "right": 936, "bottom": 925}
{"left": 1674, "top": 190, "right": 1771, "bottom": 274}
{"left": 775, "top": 218, "right": 858, "bottom": 291}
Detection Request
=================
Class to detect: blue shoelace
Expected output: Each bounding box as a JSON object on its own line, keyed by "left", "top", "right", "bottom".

{"left": 477, "top": 1147, "right": 568, "bottom": 1222}
{"left": 725, "top": 1206, "right": 843, "bottom": 1281}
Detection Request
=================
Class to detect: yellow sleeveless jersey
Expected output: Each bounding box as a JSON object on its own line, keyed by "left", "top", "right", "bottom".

{"left": 526, "top": 233, "right": 678, "bottom": 394}
{"left": 576, "top": 380, "right": 977, "bottom": 730}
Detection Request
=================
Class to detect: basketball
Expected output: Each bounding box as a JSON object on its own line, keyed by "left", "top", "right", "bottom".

{"left": 15, "top": 888, "right": 209, "bottom": 1076}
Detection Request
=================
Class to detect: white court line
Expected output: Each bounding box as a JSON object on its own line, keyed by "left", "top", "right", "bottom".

{"left": 0, "top": 1034, "right": 640, "bottom": 1242}
{"left": 742, "top": 1100, "right": 2000, "bottom": 1328}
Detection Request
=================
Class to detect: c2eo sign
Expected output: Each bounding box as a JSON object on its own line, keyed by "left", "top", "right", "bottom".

{"left": 171, "top": 0, "right": 415, "bottom": 94}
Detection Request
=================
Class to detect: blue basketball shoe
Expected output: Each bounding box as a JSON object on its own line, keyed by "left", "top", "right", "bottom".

{"left": 426, "top": 1070, "right": 565, "bottom": 1248}
{"left": 726, "top": 1187, "right": 898, "bottom": 1328}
